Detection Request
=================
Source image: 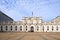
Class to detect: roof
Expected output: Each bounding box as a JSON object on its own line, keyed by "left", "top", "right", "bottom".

{"left": 0, "top": 11, "right": 13, "bottom": 23}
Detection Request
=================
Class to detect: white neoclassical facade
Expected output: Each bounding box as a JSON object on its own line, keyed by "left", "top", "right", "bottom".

{"left": 0, "top": 16, "right": 60, "bottom": 32}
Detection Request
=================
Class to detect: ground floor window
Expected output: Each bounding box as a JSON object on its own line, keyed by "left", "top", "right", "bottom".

{"left": 42, "top": 26, "right": 44, "bottom": 31}
{"left": 15, "top": 26, "right": 17, "bottom": 31}
{"left": 47, "top": 26, "right": 49, "bottom": 31}
{"left": 37, "top": 26, "right": 39, "bottom": 31}
{"left": 56, "top": 26, "right": 58, "bottom": 31}
{"left": 6, "top": 26, "right": 8, "bottom": 31}
{"left": 11, "top": 26, "right": 12, "bottom": 31}
{"left": 1, "top": 26, "right": 3, "bottom": 31}
{"left": 52, "top": 26, "right": 54, "bottom": 31}
{"left": 26, "top": 26, "right": 27, "bottom": 31}
{"left": 20, "top": 26, "right": 22, "bottom": 31}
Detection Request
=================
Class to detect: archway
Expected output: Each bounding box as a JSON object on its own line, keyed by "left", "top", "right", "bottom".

{"left": 30, "top": 26, "right": 34, "bottom": 32}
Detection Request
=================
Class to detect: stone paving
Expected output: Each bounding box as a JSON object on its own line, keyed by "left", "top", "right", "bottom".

{"left": 0, "top": 32, "right": 60, "bottom": 40}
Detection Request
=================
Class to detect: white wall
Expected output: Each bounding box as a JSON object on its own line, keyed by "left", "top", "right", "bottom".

{"left": 0, "top": 24, "right": 60, "bottom": 32}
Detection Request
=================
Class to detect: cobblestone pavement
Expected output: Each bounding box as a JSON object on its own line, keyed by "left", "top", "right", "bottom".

{"left": 0, "top": 32, "right": 60, "bottom": 40}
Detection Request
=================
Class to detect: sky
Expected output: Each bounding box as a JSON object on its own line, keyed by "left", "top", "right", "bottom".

{"left": 0, "top": 0, "right": 60, "bottom": 21}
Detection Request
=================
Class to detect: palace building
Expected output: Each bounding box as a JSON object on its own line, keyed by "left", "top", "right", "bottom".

{"left": 0, "top": 11, "right": 60, "bottom": 32}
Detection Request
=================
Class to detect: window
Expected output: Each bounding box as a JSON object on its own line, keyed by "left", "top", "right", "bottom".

{"left": 11, "top": 26, "right": 12, "bottom": 31}
{"left": 26, "top": 26, "right": 27, "bottom": 31}
{"left": 52, "top": 26, "right": 54, "bottom": 31}
{"left": 15, "top": 26, "right": 17, "bottom": 31}
{"left": 20, "top": 26, "right": 22, "bottom": 31}
{"left": 42, "top": 26, "right": 44, "bottom": 31}
{"left": 56, "top": 26, "right": 58, "bottom": 31}
{"left": 1, "top": 26, "right": 3, "bottom": 31}
{"left": 37, "top": 26, "right": 39, "bottom": 31}
{"left": 47, "top": 26, "right": 49, "bottom": 31}
{"left": 6, "top": 26, "right": 8, "bottom": 31}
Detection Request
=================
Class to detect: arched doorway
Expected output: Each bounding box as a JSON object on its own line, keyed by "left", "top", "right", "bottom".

{"left": 30, "top": 26, "right": 34, "bottom": 32}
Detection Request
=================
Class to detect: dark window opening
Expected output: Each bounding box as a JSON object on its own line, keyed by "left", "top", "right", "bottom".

{"left": 26, "top": 26, "right": 27, "bottom": 30}
{"left": 26, "top": 29, "right": 27, "bottom": 30}
{"left": 42, "top": 26, "right": 44, "bottom": 31}
{"left": 20, "top": 29, "right": 22, "bottom": 31}
{"left": 56, "top": 26, "right": 58, "bottom": 31}
{"left": 6, "top": 26, "right": 8, "bottom": 31}
{"left": 52, "top": 26, "right": 54, "bottom": 31}
{"left": 1, "top": 26, "right": 3, "bottom": 31}
{"left": 20, "top": 26, "right": 22, "bottom": 31}
{"left": 37, "top": 26, "right": 39, "bottom": 31}
{"left": 47, "top": 26, "right": 49, "bottom": 31}
{"left": 15, "top": 26, "right": 17, "bottom": 31}
{"left": 11, "top": 26, "right": 12, "bottom": 31}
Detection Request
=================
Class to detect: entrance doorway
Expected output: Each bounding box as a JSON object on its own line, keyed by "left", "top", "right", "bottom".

{"left": 30, "top": 26, "right": 34, "bottom": 32}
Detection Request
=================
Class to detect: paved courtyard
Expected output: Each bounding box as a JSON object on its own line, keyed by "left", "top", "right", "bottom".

{"left": 0, "top": 32, "right": 60, "bottom": 40}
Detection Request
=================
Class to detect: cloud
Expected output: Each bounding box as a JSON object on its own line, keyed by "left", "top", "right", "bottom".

{"left": 0, "top": 0, "right": 60, "bottom": 21}
{"left": 0, "top": 0, "right": 17, "bottom": 10}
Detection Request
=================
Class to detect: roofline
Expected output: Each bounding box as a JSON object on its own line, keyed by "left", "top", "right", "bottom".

{"left": 0, "top": 11, "right": 13, "bottom": 21}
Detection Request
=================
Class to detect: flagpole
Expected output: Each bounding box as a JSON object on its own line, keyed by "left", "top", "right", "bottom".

{"left": 32, "top": 12, "right": 33, "bottom": 17}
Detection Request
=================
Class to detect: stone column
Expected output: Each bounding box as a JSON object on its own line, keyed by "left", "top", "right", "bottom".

{"left": 17, "top": 25, "right": 20, "bottom": 31}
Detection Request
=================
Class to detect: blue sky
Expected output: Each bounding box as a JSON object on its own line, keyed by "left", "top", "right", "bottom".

{"left": 0, "top": 0, "right": 60, "bottom": 21}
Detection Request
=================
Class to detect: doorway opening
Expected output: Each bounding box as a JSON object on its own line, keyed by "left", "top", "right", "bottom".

{"left": 30, "top": 26, "right": 34, "bottom": 32}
